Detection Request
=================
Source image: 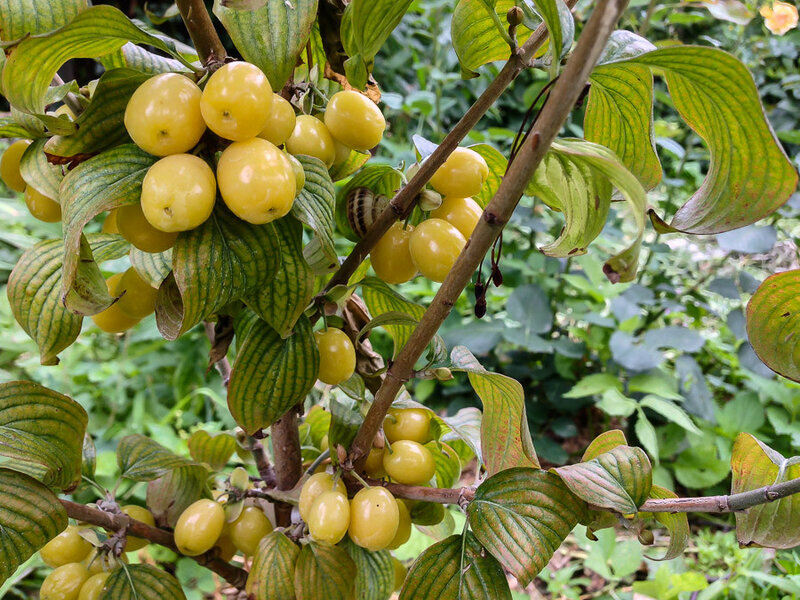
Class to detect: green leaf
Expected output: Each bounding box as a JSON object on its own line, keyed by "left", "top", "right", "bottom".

{"left": 470, "top": 143, "right": 507, "bottom": 209}
{"left": 146, "top": 465, "right": 209, "bottom": 528}
{"left": 292, "top": 156, "right": 338, "bottom": 273}
{"left": 100, "top": 42, "right": 189, "bottom": 74}
{"left": 439, "top": 407, "right": 482, "bottom": 466}
{"left": 731, "top": 433, "right": 800, "bottom": 549}
{"left": 634, "top": 409, "right": 659, "bottom": 461}
{"left": 247, "top": 531, "right": 300, "bottom": 600}
{"left": 343, "top": 538, "right": 395, "bottom": 600}
{"left": 100, "top": 564, "right": 186, "bottom": 600}
{"left": 450, "top": 346, "right": 539, "bottom": 474}
{"left": 426, "top": 442, "right": 461, "bottom": 488}
{"left": 361, "top": 277, "right": 426, "bottom": 357}
{"left": 745, "top": 270, "right": 800, "bottom": 382}
{"left": 306, "top": 406, "right": 331, "bottom": 447}
{"left": 187, "top": 431, "right": 236, "bottom": 471}
{"left": 294, "top": 541, "right": 356, "bottom": 600}
{"left": 228, "top": 315, "right": 318, "bottom": 435}
{"left": 327, "top": 396, "right": 363, "bottom": 465}
{"left": 467, "top": 468, "right": 586, "bottom": 586}
{"left": 646, "top": 485, "right": 690, "bottom": 560}
{"left": 0, "top": 381, "right": 88, "bottom": 491}
{"left": 516, "top": 0, "right": 574, "bottom": 61}
{"left": 553, "top": 446, "right": 652, "bottom": 514}
{"left": 20, "top": 139, "right": 63, "bottom": 200}
{"left": 82, "top": 434, "right": 96, "bottom": 480}
{"left": 581, "top": 429, "right": 627, "bottom": 461}
{"left": 0, "top": 0, "right": 88, "bottom": 41}
{"left": 129, "top": 248, "right": 172, "bottom": 289}
{"left": 0, "top": 115, "right": 40, "bottom": 139}
{"left": 213, "top": 0, "right": 318, "bottom": 91}
{"left": 336, "top": 164, "right": 403, "bottom": 242}
{"left": 640, "top": 396, "right": 701, "bottom": 434}
{"left": 399, "top": 532, "right": 512, "bottom": 599}
{"left": 117, "top": 433, "right": 197, "bottom": 482}
{"left": 328, "top": 150, "right": 370, "bottom": 182}
{"left": 157, "top": 206, "right": 281, "bottom": 340}
{"left": 564, "top": 373, "right": 622, "bottom": 399}
{"left": 0, "top": 469, "right": 67, "bottom": 586}
{"left": 358, "top": 311, "right": 447, "bottom": 363}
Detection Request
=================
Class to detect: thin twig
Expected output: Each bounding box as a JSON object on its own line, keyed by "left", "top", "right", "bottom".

{"left": 175, "top": 0, "right": 227, "bottom": 65}
{"left": 51, "top": 74, "right": 83, "bottom": 117}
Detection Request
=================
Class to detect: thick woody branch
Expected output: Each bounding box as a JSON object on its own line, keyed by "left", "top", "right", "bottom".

{"left": 175, "top": 0, "right": 227, "bottom": 65}
{"left": 271, "top": 408, "right": 303, "bottom": 526}
{"left": 60, "top": 499, "right": 248, "bottom": 589}
{"left": 347, "top": 0, "right": 629, "bottom": 463}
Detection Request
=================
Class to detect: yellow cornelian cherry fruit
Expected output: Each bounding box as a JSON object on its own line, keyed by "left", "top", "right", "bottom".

{"left": 1, "top": 139, "right": 31, "bottom": 192}
{"left": 121, "top": 505, "right": 155, "bottom": 552}
{"left": 382, "top": 440, "right": 436, "bottom": 486}
{"left": 348, "top": 487, "right": 399, "bottom": 551}
{"left": 214, "top": 531, "right": 237, "bottom": 562}
{"left": 115, "top": 267, "right": 158, "bottom": 320}
{"left": 83, "top": 550, "right": 127, "bottom": 575}
{"left": 299, "top": 472, "right": 347, "bottom": 521}
{"left": 40, "top": 525, "right": 92, "bottom": 568}
{"left": 314, "top": 328, "right": 356, "bottom": 385}
{"left": 430, "top": 196, "right": 482, "bottom": 239}
{"left": 370, "top": 222, "right": 416, "bottom": 285}
{"left": 24, "top": 186, "right": 62, "bottom": 222}
{"left": 77, "top": 572, "right": 109, "bottom": 600}
{"left": 91, "top": 274, "right": 141, "bottom": 334}
{"left": 408, "top": 218, "right": 466, "bottom": 283}
{"left": 40, "top": 562, "right": 90, "bottom": 600}
{"left": 332, "top": 139, "right": 352, "bottom": 166}
{"left": 228, "top": 506, "right": 273, "bottom": 556}
{"left": 124, "top": 73, "right": 206, "bottom": 156}
{"left": 392, "top": 557, "right": 407, "bottom": 591}
{"left": 324, "top": 90, "right": 386, "bottom": 152}
{"left": 101, "top": 210, "right": 119, "bottom": 234}
{"left": 363, "top": 446, "right": 386, "bottom": 478}
{"left": 387, "top": 498, "right": 412, "bottom": 549}
{"left": 383, "top": 408, "right": 432, "bottom": 444}
{"left": 285, "top": 115, "right": 336, "bottom": 167}
{"left": 217, "top": 137, "right": 296, "bottom": 224}
{"left": 429, "top": 147, "right": 489, "bottom": 198}
{"left": 141, "top": 154, "right": 216, "bottom": 232}
{"left": 307, "top": 489, "right": 350, "bottom": 545}
{"left": 200, "top": 62, "right": 272, "bottom": 141}
{"left": 117, "top": 202, "right": 179, "bottom": 253}
{"left": 285, "top": 152, "right": 306, "bottom": 192}
{"left": 174, "top": 499, "right": 226, "bottom": 556}
{"left": 258, "top": 93, "right": 296, "bottom": 146}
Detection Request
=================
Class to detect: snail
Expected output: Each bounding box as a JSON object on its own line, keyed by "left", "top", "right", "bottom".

{"left": 346, "top": 187, "right": 390, "bottom": 238}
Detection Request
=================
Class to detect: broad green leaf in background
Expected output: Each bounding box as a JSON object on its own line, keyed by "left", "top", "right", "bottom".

{"left": 731, "top": 433, "right": 800, "bottom": 548}
{"left": 426, "top": 442, "right": 462, "bottom": 488}
{"left": 399, "top": 532, "right": 512, "bottom": 599}
{"left": 292, "top": 156, "right": 338, "bottom": 273}
{"left": 129, "top": 248, "right": 172, "bottom": 289}
{"left": 146, "top": 466, "right": 209, "bottom": 528}
{"left": 335, "top": 164, "right": 403, "bottom": 242}
{"left": 468, "top": 468, "right": 586, "bottom": 585}
{"left": 361, "top": 277, "right": 426, "bottom": 357}
{"left": 451, "top": 346, "right": 539, "bottom": 473}
{"left": 100, "top": 565, "right": 186, "bottom": 600}
{"left": 306, "top": 406, "right": 332, "bottom": 447}
{"left": 117, "top": 433, "right": 198, "bottom": 482}
{"left": 294, "top": 541, "right": 356, "bottom": 600}
{"left": 228, "top": 315, "right": 318, "bottom": 435}
{"left": 247, "top": 531, "right": 300, "bottom": 600}
{"left": 187, "top": 431, "right": 236, "bottom": 471}
{"left": 0, "top": 0, "right": 88, "bottom": 41}
{"left": 470, "top": 143, "right": 507, "bottom": 208}
{"left": 746, "top": 270, "right": 800, "bottom": 382}
{"left": 0, "top": 469, "right": 67, "bottom": 586}
{"left": 214, "top": 0, "right": 318, "bottom": 91}
{"left": 20, "top": 139, "right": 63, "bottom": 200}
{"left": 327, "top": 396, "right": 363, "bottom": 464}
{"left": 646, "top": 485, "right": 690, "bottom": 560}
{"left": 343, "top": 539, "right": 395, "bottom": 600}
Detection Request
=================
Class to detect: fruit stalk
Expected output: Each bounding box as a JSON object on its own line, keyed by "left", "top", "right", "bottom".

{"left": 347, "top": 0, "right": 630, "bottom": 464}
{"left": 176, "top": 0, "right": 227, "bottom": 65}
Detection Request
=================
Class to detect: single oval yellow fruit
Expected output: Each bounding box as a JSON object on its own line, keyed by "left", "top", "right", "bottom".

{"left": 1, "top": 139, "right": 31, "bottom": 192}
{"left": 217, "top": 137, "right": 296, "bottom": 224}
{"left": 348, "top": 487, "right": 399, "bottom": 551}
{"left": 228, "top": 506, "right": 273, "bottom": 556}
{"left": 24, "top": 186, "right": 62, "bottom": 222}
{"left": 430, "top": 196, "right": 482, "bottom": 239}
{"left": 408, "top": 218, "right": 466, "bottom": 283}
{"left": 77, "top": 572, "right": 109, "bottom": 600}
{"left": 383, "top": 408, "right": 432, "bottom": 444}
{"left": 387, "top": 497, "right": 412, "bottom": 549}
{"left": 285, "top": 115, "right": 336, "bottom": 167}
{"left": 371, "top": 222, "right": 416, "bottom": 285}
{"left": 174, "top": 498, "right": 225, "bottom": 556}
{"left": 363, "top": 446, "right": 386, "bottom": 478}
{"left": 429, "top": 147, "right": 489, "bottom": 198}
{"left": 324, "top": 90, "right": 385, "bottom": 152}
{"left": 200, "top": 62, "right": 272, "bottom": 141}
{"left": 314, "top": 328, "right": 356, "bottom": 385}
{"left": 382, "top": 439, "right": 436, "bottom": 486}
{"left": 121, "top": 504, "right": 155, "bottom": 552}
{"left": 214, "top": 530, "right": 237, "bottom": 562}
{"left": 40, "top": 562, "right": 90, "bottom": 600}
{"left": 141, "top": 154, "right": 216, "bottom": 232}
{"left": 117, "top": 202, "right": 178, "bottom": 253}
{"left": 307, "top": 489, "right": 350, "bottom": 545}
{"left": 91, "top": 274, "right": 141, "bottom": 333}
{"left": 115, "top": 267, "right": 158, "bottom": 320}
{"left": 40, "top": 526, "right": 92, "bottom": 568}
{"left": 299, "top": 472, "right": 347, "bottom": 522}
{"left": 285, "top": 152, "right": 306, "bottom": 191}
{"left": 124, "top": 73, "right": 206, "bottom": 156}
{"left": 259, "top": 93, "right": 296, "bottom": 146}
{"left": 101, "top": 210, "right": 119, "bottom": 234}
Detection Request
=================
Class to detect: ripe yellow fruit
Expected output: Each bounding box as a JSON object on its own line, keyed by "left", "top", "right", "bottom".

{"left": 121, "top": 504, "right": 155, "bottom": 552}
{"left": 24, "top": 186, "right": 62, "bottom": 222}
{"left": 299, "top": 472, "right": 347, "bottom": 522}
{"left": 285, "top": 115, "right": 336, "bottom": 167}
{"left": 333, "top": 139, "right": 352, "bottom": 166}
{"left": 371, "top": 222, "right": 416, "bottom": 285}
{"left": 307, "top": 489, "right": 350, "bottom": 545}
{"left": 429, "top": 147, "right": 489, "bottom": 198}
{"left": 259, "top": 93, "right": 296, "bottom": 146}
{"left": 323, "top": 90, "right": 385, "bottom": 152}
{"left": 115, "top": 267, "right": 158, "bottom": 320}
{"left": 314, "top": 328, "right": 356, "bottom": 385}
{"left": 77, "top": 572, "right": 109, "bottom": 600}
{"left": 174, "top": 499, "right": 225, "bottom": 556}
{"left": 200, "top": 62, "right": 272, "bottom": 141}
{"left": 285, "top": 152, "right": 306, "bottom": 191}
{"left": 141, "top": 154, "right": 216, "bottom": 232}
{"left": 40, "top": 562, "right": 90, "bottom": 600}
{"left": 1, "top": 139, "right": 31, "bottom": 192}
{"left": 117, "top": 202, "right": 179, "bottom": 253}
{"left": 387, "top": 498, "right": 412, "bottom": 549}
{"left": 91, "top": 274, "right": 141, "bottom": 334}
{"left": 40, "top": 526, "right": 92, "bottom": 568}
{"left": 382, "top": 440, "right": 436, "bottom": 486}
{"left": 383, "top": 408, "right": 432, "bottom": 444}
{"left": 228, "top": 506, "right": 273, "bottom": 556}
{"left": 214, "top": 531, "right": 237, "bottom": 562}
{"left": 363, "top": 446, "right": 386, "bottom": 478}
{"left": 124, "top": 73, "right": 206, "bottom": 156}
{"left": 430, "top": 196, "right": 482, "bottom": 239}
{"left": 392, "top": 557, "right": 407, "bottom": 591}
{"left": 217, "top": 137, "right": 296, "bottom": 224}
{"left": 408, "top": 218, "right": 466, "bottom": 283}
{"left": 101, "top": 210, "right": 119, "bottom": 234}
{"left": 348, "top": 487, "right": 399, "bottom": 551}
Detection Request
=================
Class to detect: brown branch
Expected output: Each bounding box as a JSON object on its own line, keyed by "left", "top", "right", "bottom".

{"left": 60, "top": 499, "right": 248, "bottom": 589}
{"left": 347, "top": 0, "right": 630, "bottom": 464}
{"left": 270, "top": 408, "right": 303, "bottom": 526}
{"left": 175, "top": 0, "right": 227, "bottom": 65}
{"left": 51, "top": 74, "right": 83, "bottom": 117}
{"left": 248, "top": 436, "right": 277, "bottom": 487}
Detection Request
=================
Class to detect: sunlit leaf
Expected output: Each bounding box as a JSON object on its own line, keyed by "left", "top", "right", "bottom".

{"left": 247, "top": 531, "right": 299, "bottom": 600}
{"left": 187, "top": 431, "right": 236, "bottom": 471}
{"left": 100, "top": 564, "right": 186, "bottom": 600}
{"left": 294, "top": 541, "right": 356, "bottom": 600}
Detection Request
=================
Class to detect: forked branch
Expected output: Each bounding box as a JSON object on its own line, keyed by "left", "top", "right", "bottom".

{"left": 175, "top": 0, "right": 227, "bottom": 65}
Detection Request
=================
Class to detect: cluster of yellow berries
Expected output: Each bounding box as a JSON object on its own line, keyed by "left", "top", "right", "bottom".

{"left": 0, "top": 139, "right": 62, "bottom": 222}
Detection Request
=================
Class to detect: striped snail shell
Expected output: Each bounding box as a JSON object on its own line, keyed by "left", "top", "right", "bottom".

{"left": 346, "top": 187, "right": 390, "bottom": 238}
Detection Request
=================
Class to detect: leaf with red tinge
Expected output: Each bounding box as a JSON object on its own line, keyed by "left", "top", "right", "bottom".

{"left": 247, "top": 531, "right": 299, "bottom": 600}
{"left": 581, "top": 429, "right": 628, "bottom": 461}
{"left": 645, "top": 485, "right": 690, "bottom": 560}
{"left": 294, "top": 541, "right": 356, "bottom": 600}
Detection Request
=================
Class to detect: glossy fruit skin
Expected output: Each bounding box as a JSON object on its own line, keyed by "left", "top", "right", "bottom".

{"left": 363, "top": 446, "right": 386, "bottom": 478}
{"left": 307, "top": 489, "right": 350, "bottom": 545}
{"left": 430, "top": 196, "right": 482, "bottom": 239}
{"left": 117, "top": 202, "right": 178, "bottom": 253}
{"left": 214, "top": 531, "right": 237, "bottom": 562}
{"left": 141, "top": 154, "right": 216, "bottom": 232}
{"left": 40, "top": 526, "right": 92, "bottom": 568}
{"left": 91, "top": 274, "right": 140, "bottom": 333}
{"left": 285, "top": 115, "right": 336, "bottom": 167}
{"left": 24, "top": 186, "right": 62, "bottom": 222}
{"left": 324, "top": 90, "right": 385, "bottom": 152}
{"left": 121, "top": 504, "right": 155, "bottom": 552}
{"left": 1, "top": 139, "right": 31, "bottom": 192}
{"left": 408, "top": 218, "right": 466, "bottom": 283}
{"left": 348, "top": 487, "right": 399, "bottom": 551}
{"left": 124, "top": 73, "right": 206, "bottom": 156}
{"left": 285, "top": 152, "right": 306, "bottom": 191}
{"left": 392, "top": 557, "right": 407, "bottom": 591}
{"left": 383, "top": 408, "right": 432, "bottom": 444}
{"left": 259, "top": 93, "right": 296, "bottom": 146}
{"left": 77, "top": 572, "right": 109, "bottom": 600}
{"left": 382, "top": 440, "right": 436, "bottom": 486}
{"left": 40, "top": 562, "right": 90, "bottom": 600}
{"left": 217, "top": 137, "right": 296, "bottom": 224}
{"left": 299, "top": 472, "right": 347, "bottom": 521}
{"left": 200, "top": 62, "right": 272, "bottom": 141}
{"left": 371, "top": 222, "right": 416, "bottom": 284}
{"left": 174, "top": 499, "right": 225, "bottom": 556}
{"left": 387, "top": 498, "right": 412, "bottom": 550}
{"left": 101, "top": 210, "right": 119, "bottom": 234}
{"left": 429, "top": 147, "right": 489, "bottom": 198}
{"left": 228, "top": 506, "right": 273, "bottom": 556}
{"left": 314, "top": 328, "right": 356, "bottom": 385}
{"left": 116, "top": 267, "right": 158, "bottom": 320}
{"left": 332, "top": 139, "right": 352, "bottom": 165}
